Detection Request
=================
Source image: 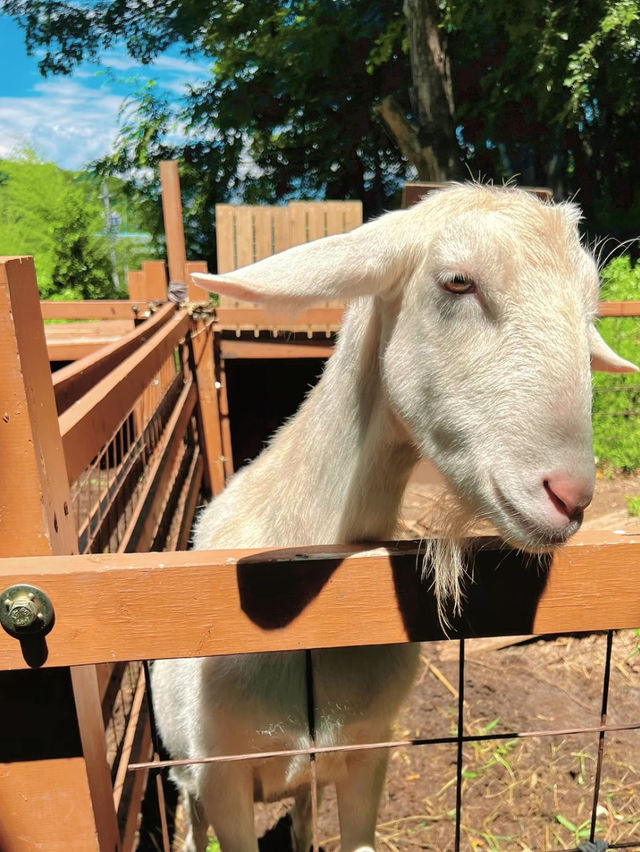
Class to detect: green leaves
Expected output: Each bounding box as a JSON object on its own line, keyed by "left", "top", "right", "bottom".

{"left": 593, "top": 257, "right": 640, "bottom": 471}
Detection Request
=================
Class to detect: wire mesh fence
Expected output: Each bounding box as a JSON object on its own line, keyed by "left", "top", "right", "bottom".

{"left": 119, "top": 626, "right": 640, "bottom": 852}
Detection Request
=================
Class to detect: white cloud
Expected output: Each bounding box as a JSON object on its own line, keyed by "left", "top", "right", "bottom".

{"left": 0, "top": 42, "right": 212, "bottom": 171}
{"left": 0, "top": 77, "right": 123, "bottom": 170}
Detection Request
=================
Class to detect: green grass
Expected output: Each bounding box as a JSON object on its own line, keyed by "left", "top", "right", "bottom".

{"left": 626, "top": 495, "right": 640, "bottom": 517}
{"left": 592, "top": 256, "right": 640, "bottom": 471}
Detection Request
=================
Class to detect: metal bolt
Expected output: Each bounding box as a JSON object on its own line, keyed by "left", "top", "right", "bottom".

{"left": 0, "top": 584, "right": 54, "bottom": 638}
{"left": 8, "top": 595, "right": 39, "bottom": 628}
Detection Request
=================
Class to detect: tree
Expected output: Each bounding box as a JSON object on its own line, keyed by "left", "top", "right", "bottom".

{"left": 375, "top": 0, "right": 463, "bottom": 181}
{"left": 49, "top": 189, "right": 119, "bottom": 299}
{"left": 4, "top": 0, "right": 640, "bottom": 245}
{"left": 2, "top": 0, "right": 416, "bottom": 266}
{"left": 0, "top": 148, "right": 133, "bottom": 298}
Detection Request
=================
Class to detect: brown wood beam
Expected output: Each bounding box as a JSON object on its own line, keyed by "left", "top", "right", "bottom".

{"left": 52, "top": 303, "right": 175, "bottom": 414}
{"left": 59, "top": 310, "right": 189, "bottom": 485}
{"left": 0, "top": 256, "right": 118, "bottom": 851}
{"left": 160, "top": 160, "right": 187, "bottom": 286}
{"left": 0, "top": 531, "right": 638, "bottom": 671}
{"left": 219, "top": 339, "right": 334, "bottom": 359}
{"left": 40, "top": 300, "right": 142, "bottom": 320}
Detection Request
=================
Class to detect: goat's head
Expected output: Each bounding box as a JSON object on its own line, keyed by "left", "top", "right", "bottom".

{"left": 193, "top": 185, "right": 636, "bottom": 562}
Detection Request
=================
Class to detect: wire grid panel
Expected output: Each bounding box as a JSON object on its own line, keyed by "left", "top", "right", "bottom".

{"left": 130, "top": 627, "right": 640, "bottom": 852}
{"left": 69, "top": 350, "right": 189, "bottom": 555}
{"left": 60, "top": 330, "right": 206, "bottom": 850}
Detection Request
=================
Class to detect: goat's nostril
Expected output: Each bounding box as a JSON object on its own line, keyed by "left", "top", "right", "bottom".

{"left": 543, "top": 476, "right": 592, "bottom": 521}
{"left": 544, "top": 480, "right": 570, "bottom": 518}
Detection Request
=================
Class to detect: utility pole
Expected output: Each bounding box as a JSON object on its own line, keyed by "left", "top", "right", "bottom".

{"left": 100, "top": 182, "right": 121, "bottom": 292}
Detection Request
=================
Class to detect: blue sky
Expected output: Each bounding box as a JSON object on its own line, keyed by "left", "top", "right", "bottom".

{"left": 0, "top": 15, "right": 211, "bottom": 170}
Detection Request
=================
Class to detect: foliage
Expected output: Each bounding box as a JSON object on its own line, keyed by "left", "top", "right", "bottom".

{"left": 48, "top": 189, "right": 115, "bottom": 299}
{"left": 592, "top": 256, "right": 640, "bottom": 470}
{"left": 5, "top": 0, "right": 640, "bottom": 254}
{"left": 627, "top": 495, "right": 640, "bottom": 517}
{"left": 0, "top": 149, "right": 154, "bottom": 298}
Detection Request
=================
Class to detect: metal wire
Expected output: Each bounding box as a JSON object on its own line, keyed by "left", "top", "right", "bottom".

{"left": 127, "top": 633, "right": 640, "bottom": 851}
{"left": 589, "top": 630, "right": 614, "bottom": 843}
{"left": 454, "top": 638, "right": 465, "bottom": 852}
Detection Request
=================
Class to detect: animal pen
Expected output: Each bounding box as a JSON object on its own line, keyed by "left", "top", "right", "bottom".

{"left": 1, "top": 164, "right": 640, "bottom": 852}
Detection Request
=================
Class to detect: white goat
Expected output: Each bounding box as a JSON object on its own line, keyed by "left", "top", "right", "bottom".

{"left": 151, "top": 185, "right": 636, "bottom": 852}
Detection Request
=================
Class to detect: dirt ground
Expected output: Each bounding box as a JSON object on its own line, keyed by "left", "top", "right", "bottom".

{"left": 171, "top": 466, "right": 640, "bottom": 852}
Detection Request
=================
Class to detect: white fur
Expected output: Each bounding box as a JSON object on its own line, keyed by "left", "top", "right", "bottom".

{"left": 151, "top": 185, "right": 636, "bottom": 852}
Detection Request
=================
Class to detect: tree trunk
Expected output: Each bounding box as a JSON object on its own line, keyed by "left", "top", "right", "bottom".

{"left": 375, "top": 0, "right": 462, "bottom": 181}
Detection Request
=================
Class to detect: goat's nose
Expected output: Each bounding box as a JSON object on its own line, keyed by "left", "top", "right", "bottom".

{"left": 543, "top": 474, "right": 593, "bottom": 521}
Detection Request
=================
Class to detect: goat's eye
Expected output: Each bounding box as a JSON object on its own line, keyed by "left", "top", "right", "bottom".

{"left": 443, "top": 274, "right": 476, "bottom": 295}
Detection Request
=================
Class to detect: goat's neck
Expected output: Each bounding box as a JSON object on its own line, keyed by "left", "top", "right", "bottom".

{"left": 262, "top": 297, "right": 419, "bottom": 545}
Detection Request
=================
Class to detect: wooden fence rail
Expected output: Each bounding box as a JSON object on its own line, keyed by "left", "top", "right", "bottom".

{"left": 0, "top": 531, "right": 639, "bottom": 672}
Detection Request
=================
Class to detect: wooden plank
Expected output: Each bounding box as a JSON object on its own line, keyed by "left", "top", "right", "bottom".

{"left": 185, "top": 259, "right": 209, "bottom": 302}
{"left": 175, "top": 452, "right": 204, "bottom": 551}
{"left": 46, "top": 318, "right": 134, "bottom": 340}
{"left": 0, "top": 532, "right": 639, "bottom": 670}
{"left": 40, "top": 300, "right": 139, "bottom": 320}
{"left": 189, "top": 319, "right": 226, "bottom": 495}
{"left": 112, "top": 667, "right": 147, "bottom": 813}
{"left": 306, "top": 202, "right": 327, "bottom": 242}
{"left": 0, "top": 255, "right": 114, "bottom": 850}
{"left": 253, "top": 207, "right": 275, "bottom": 261}
{"left": 342, "top": 200, "right": 363, "bottom": 232}
{"left": 160, "top": 160, "right": 187, "bottom": 285}
{"left": 127, "top": 269, "right": 145, "bottom": 301}
{"left": 272, "top": 206, "right": 290, "bottom": 255}
{"left": 48, "top": 340, "right": 117, "bottom": 361}
{"left": 288, "top": 201, "right": 308, "bottom": 247}
{"left": 599, "top": 300, "right": 640, "bottom": 317}
{"left": 215, "top": 205, "right": 237, "bottom": 273}
{"left": 325, "top": 201, "right": 347, "bottom": 236}
{"left": 142, "top": 260, "right": 168, "bottom": 301}
{"left": 0, "top": 257, "right": 79, "bottom": 557}
{"left": 59, "top": 310, "right": 190, "bottom": 485}
{"left": 52, "top": 303, "right": 176, "bottom": 414}
{"left": 216, "top": 341, "right": 234, "bottom": 481}
{"left": 234, "top": 205, "right": 256, "bottom": 270}
{"left": 0, "top": 759, "right": 100, "bottom": 851}
{"left": 71, "top": 665, "right": 121, "bottom": 852}
{"left": 214, "top": 307, "right": 343, "bottom": 328}
{"left": 219, "top": 339, "right": 334, "bottom": 359}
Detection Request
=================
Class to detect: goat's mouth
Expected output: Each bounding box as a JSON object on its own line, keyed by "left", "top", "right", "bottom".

{"left": 490, "top": 479, "right": 583, "bottom": 550}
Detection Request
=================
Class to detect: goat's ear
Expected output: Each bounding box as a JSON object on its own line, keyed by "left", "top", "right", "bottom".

{"left": 589, "top": 326, "right": 639, "bottom": 373}
{"left": 190, "top": 213, "right": 407, "bottom": 310}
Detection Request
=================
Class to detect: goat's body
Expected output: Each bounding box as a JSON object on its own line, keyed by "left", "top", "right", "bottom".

{"left": 152, "top": 298, "right": 420, "bottom": 851}
{"left": 152, "top": 185, "right": 636, "bottom": 852}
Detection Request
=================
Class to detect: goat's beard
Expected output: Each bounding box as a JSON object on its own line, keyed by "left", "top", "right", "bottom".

{"left": 419, "top": 498, "right": 477, "bottom": 630}
{"left": 420, "top": 494, "right": 559, "bottom": 630}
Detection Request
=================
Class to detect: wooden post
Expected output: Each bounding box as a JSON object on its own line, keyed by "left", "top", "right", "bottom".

{"left": 185, "top": 258, "right": 209, "bottom": 303}
{"left": 142, "top": 259, "right": 168, "bottom": 300}
{"left": 216, "top": 340, "right": 235, "bottom": 480}
{"left": 160, "top": 160, "right": 188, "bottom": 286}
{"left": 188, "top": 325, "right": 226, "bottom": 496}
{"left": 184, "top": 259, "right": 227, "bottom": 493}
{"left": 0, "top": 257, "right": 119, "bottom": 851}
{"left": 128, "top": 260, "right": 168, "bottom": 302}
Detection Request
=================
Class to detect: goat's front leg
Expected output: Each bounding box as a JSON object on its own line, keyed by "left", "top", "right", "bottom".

{"left": 198, "top": 762, "right": 258, "bottom": 852}
{"left": 335, "top": 748, "right": 389, "bottom": 852}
